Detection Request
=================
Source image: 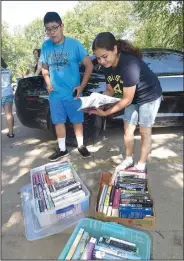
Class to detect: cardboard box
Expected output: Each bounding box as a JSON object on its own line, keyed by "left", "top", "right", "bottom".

{"left": 95, "top": 172, "right": 156, "bottom": 228}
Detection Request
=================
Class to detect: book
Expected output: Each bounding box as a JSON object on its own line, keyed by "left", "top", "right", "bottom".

{"left": 78, "top": 92, "right": 120, "bottom": 111}
{"left": 72, "top": 231, "right": 90, "bottom": 260}
{"left": 45, "top": 161, "right": 70, "bottom": 172}
{"left": 51, "top": 182, "right": 81, "bottom": 198}
{"left": 65, "top": 228, "right": 84, "bottom": 259}
{"left": 100, "top": 236, "right": 138, "bottom": 253}
{"left": 118, "top": 169, "right": 147, "bottom": 179}
{"left": 112, "top": 188, "right": 121, "bottom": 208}
{"left": 94, "top": 244, "right": 141, "bottom": 259}
{"left": 111, "top": 188, "right": 121, "bottom": 217}
{"left": 98, "top": 184, "right": 108, "bottom": 212}
{"left": 54, "top": 190, "right": 85, "bottom": 208}
{"left": 52, "top": 186, "right": 82, "bottom": 202}
{"left": 80, "top": 237, "right": 97, "bottom": 260}
{"left": 119, "top": 206, "right": 153, "bottom": 219}
{"left": 103, "top": 185, "right": 112, "bottom": 215}
{"left": 93, "top": 249, "right": 123, "bottom": 260}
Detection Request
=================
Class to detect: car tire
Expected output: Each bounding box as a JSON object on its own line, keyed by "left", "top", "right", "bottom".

{"left": 50, "top": 113, "right": 103, "bottom": 147}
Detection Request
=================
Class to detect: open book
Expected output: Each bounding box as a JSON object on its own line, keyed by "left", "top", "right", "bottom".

{"left": 78, "top": 93, "right": 120, "bottom": 112}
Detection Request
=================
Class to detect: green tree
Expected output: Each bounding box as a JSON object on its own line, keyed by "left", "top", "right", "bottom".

{"left": 133, "top": 1, "right": 183, "bottom": 50}
{"left": 63, "top": 1, "right": 135, "bottom": 53}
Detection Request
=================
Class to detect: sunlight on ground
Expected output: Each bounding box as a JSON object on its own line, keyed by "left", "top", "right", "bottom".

{"left": 164, "top": 172, "right": 183, "bottom": 189}
{"left": 1, "top": 126, "right": 18, "bottom": 133}
{"left": 151, "top": 147, "right": 178, "bottom": 158}
{"left": 2, "top": 211, "right": 23, "bottom": 231}
{"left": 3, "top": 157, "right": 20, "bottom": 167}
{"left": 13, "top": 138, "right": 41, "bottom": 146}
{"left": 8, "top": 168, "right": 29, "bottom": 184}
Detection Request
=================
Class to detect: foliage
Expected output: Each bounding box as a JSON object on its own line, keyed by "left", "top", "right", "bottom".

{"left": 63, "top": 1, "right": 135, "bottom": 53}
{"left": 1, "top": 1, "right": 183, "bottom": 80}
{"left": 133, "top": 1, "right": 183, "bottom": 50}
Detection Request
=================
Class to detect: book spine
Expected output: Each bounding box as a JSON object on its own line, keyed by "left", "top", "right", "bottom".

{"left": 99, "top": 184, "right": 108, "bottom": 212}
{"left": 120, "top": 202, "right": 153, "bottom": 207}
{"left": 112, "top": 188, "right": 121, "bottom": 208}
{"left": 93, "top": 249, "right": 123, "bottom": 260}
{"left": 54, "top": 191, "right": 85, "bottom": 207}
{"left": 71, "top": 231, "right": 90, "bottom": 260}
{"left": 80, "top": 237, "right": 97, "bottom": 260}
{"left": 52, "top": 186, "right": 82, "bottom": 203}
{"left": 103, "top": 185, "right": 112, "bottom": 215}
{"left": 99, "top": 237, "right": 138, "bottom": 253}
{"left": 119, "top": 206, "right": 153, "bottom": 219}
{"left": 94, "top": 245, "right": 141, "bottom": 259}
{"left": 54, "top": 179, "right": 76, "bottom": 190}
{"left": 65, "top": 228, "right": 84, "bottom": 260}
{"left": 51, "top": 182, "right": 81, "bottom": 198}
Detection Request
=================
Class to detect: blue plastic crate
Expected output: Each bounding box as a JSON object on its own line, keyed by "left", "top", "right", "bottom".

{"left": 58, "top": 218, "right": 151, "bottom": 260}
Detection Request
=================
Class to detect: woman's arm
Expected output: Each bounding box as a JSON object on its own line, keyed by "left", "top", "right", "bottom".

{"left": 35, "top": 60, "right": 42, "bottom": 76}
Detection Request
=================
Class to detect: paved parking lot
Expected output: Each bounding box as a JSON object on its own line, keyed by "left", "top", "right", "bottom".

{"left": 1, "top": 108, "right": 183, "bottom": 259}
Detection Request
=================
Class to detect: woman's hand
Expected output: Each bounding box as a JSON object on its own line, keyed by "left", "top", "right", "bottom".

{"left": 89, "top": 108, "right": 108, "bottom": 117}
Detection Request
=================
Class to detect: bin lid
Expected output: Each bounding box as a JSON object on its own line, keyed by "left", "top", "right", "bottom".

{"left": 20, "top": 184, "right": 84, "bottom": 241}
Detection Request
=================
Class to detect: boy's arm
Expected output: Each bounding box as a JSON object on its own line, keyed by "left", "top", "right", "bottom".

{"left": 42, "top": 63, "right": 54, "bottom": 93}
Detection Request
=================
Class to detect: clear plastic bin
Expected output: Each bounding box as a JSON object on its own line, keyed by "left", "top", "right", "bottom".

{"left": 58, "top": 218, "right": 151, "bottom": 260}
{"left": 21, "top": 184, "right": 87, "bottom": 241}
{"left": 30, "top": 162, "right": 90, "bottom": 228}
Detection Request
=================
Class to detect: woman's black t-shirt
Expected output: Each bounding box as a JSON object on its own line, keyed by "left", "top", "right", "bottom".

{"left": 104, "top": 52, "right": 162, "bottom": 105}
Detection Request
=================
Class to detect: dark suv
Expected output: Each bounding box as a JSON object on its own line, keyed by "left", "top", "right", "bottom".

{"left": 15, "top": 48, "right": 184, "bottom": 146}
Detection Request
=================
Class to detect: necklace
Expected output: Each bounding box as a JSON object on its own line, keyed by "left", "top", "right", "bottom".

{"left": 53, "top": 36, "right": 65, "bottom": 71}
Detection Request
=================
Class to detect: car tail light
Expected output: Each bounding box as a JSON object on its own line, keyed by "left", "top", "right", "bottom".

{"left": 26, "top": 97, "right": 38, "bottom": 101}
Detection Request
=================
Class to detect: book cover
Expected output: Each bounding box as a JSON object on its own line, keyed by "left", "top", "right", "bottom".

{"left": 65, "top": 228, "right": 84, "bottom": 259}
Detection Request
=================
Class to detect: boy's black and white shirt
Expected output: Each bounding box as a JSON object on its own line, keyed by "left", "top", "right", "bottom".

{"left": 104, "top": 52, "right": 162, "bottom": 105}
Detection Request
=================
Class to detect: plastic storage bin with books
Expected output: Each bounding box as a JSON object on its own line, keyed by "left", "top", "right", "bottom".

{"left": 95, "top": 170, "right": 155, "bottom": 228}
{"left": 30, "top": 160, "right": 90, "bottom": 227}
{"left": 58, "top": 218, "right": 151, "bottom": 260}
{"left": 20, "top": 160, "right": 90, "bottom": 241}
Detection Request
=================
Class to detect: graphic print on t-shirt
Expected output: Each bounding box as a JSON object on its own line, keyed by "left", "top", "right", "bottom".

{"left": 48, "top": 51, "right": 70, "bottom": 71}
{"left": 106, "top": 74, "right": 123, "bottom": 98}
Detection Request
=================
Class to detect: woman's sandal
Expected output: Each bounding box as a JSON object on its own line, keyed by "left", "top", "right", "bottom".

{"left": 7, "top": 133, "right": 15, "bottom": 138}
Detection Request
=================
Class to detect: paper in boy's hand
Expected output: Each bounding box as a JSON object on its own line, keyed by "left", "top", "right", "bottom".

{"left": 78, "top": 92, "right": 120, "bottom": 111}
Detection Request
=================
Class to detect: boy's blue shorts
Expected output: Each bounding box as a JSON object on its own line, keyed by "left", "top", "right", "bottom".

{"left": 49, "top": 99, "right": 84, "bottom": 124}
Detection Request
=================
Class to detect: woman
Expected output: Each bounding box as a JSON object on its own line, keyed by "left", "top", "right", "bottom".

{"left": 33, "top": 48, "right": 42, "bottom": 76}
{"left": 1, "top": 57, "right": 15, "bottom": 138}
{"left": 91, "top": 32, "right": 162, "bottom": 173}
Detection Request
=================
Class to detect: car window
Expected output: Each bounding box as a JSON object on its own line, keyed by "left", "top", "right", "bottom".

{"left": 143, "top": 52, "right": 184, "bottom": 75}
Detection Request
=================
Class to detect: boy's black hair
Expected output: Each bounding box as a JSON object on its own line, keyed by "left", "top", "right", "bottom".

{"left": 43, "top": 12, "right": 62, "bottom": 25}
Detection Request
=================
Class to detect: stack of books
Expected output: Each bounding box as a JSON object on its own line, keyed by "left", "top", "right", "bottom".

{"left": 97, "top": 168, "right": 154, "bottom": 219}
{"left": 32, "top": 161, "right": 86, "bottom": 215}
{"left": 64, "top": 228, "right": 141, "bottom": 260}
